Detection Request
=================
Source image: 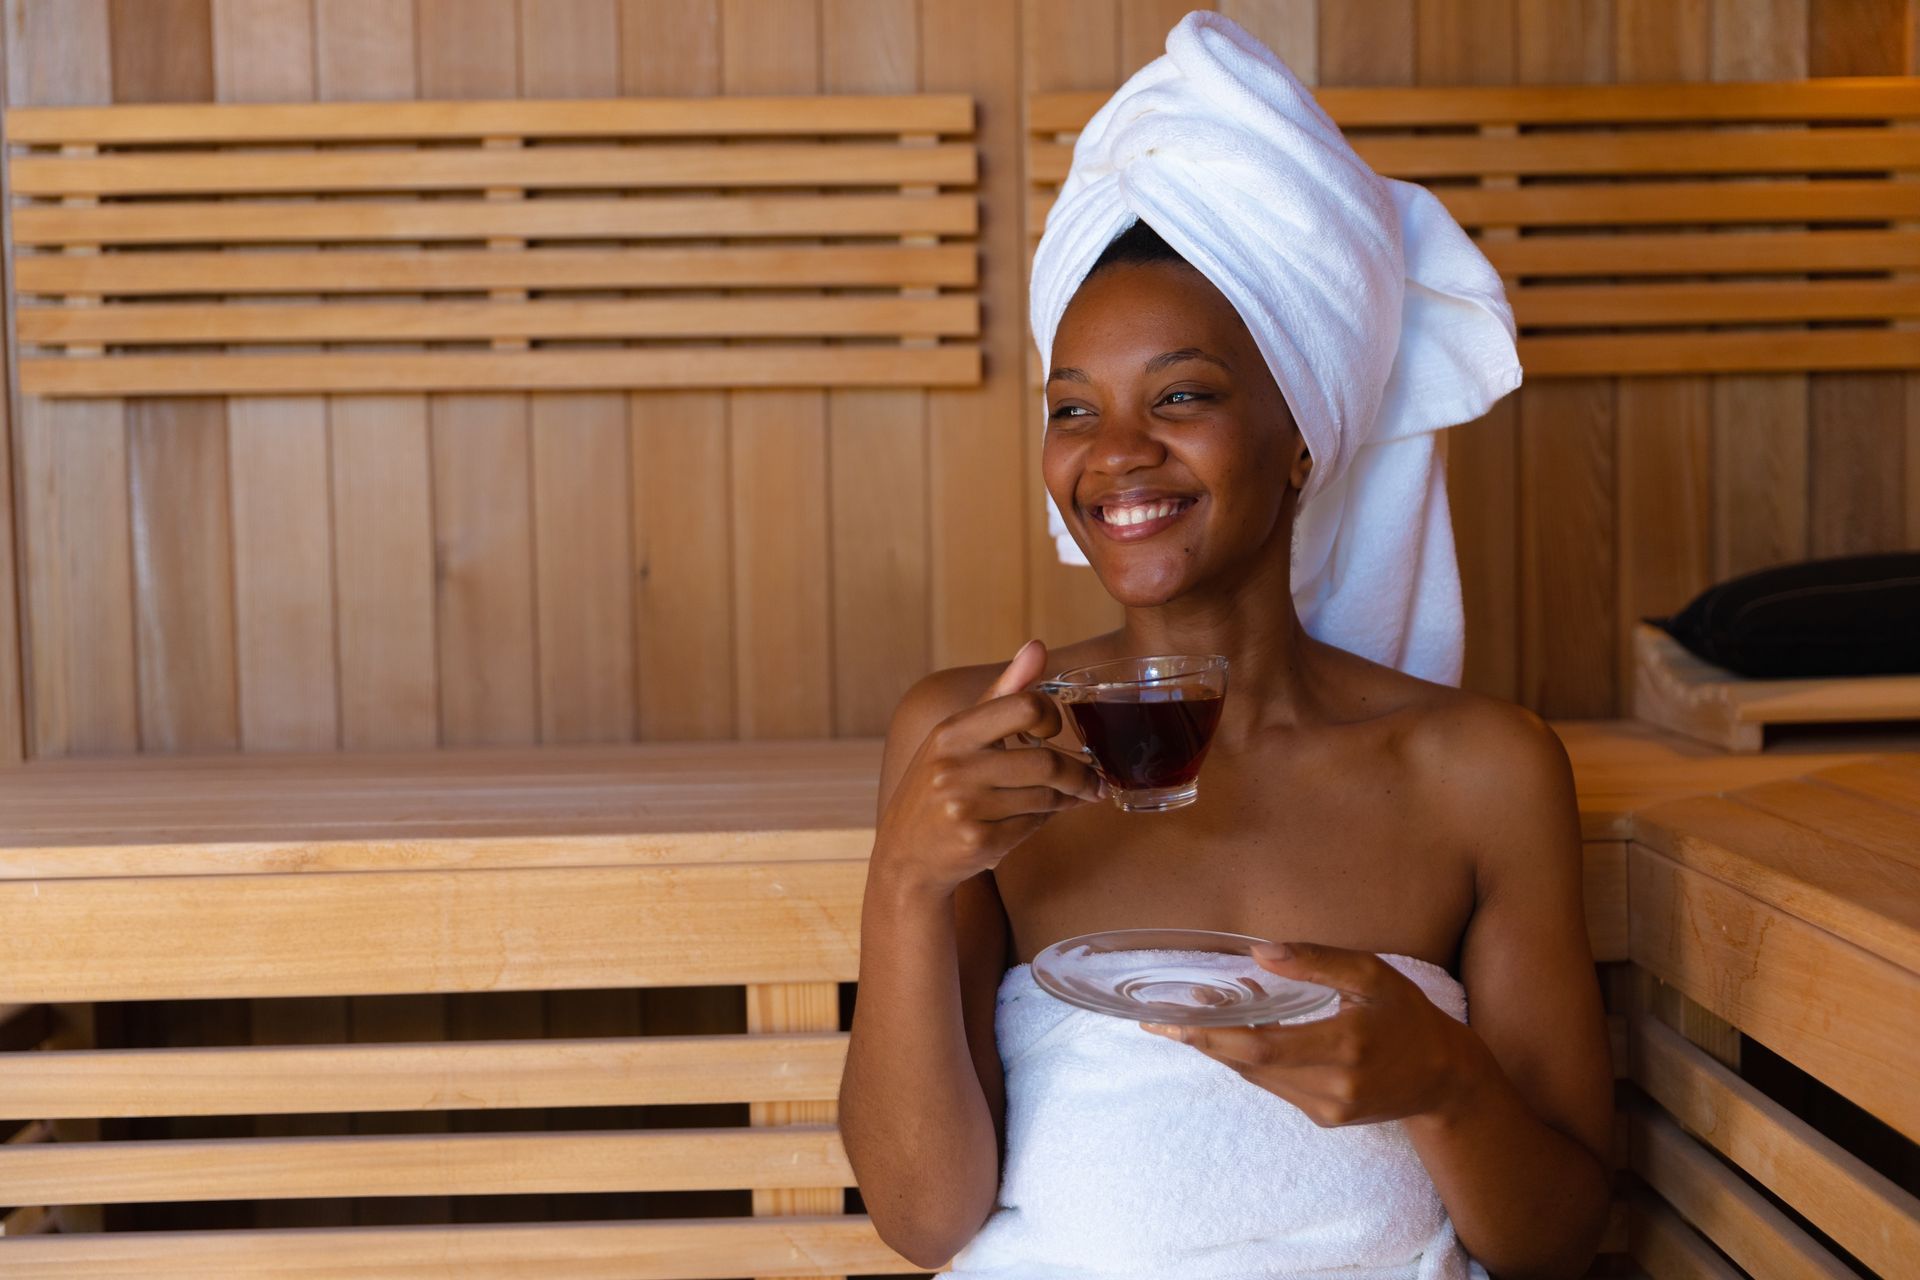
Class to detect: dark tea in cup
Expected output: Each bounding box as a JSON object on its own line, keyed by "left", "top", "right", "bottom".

{"left": 1038, "top": 655, "right": 1228, "bottom": 812}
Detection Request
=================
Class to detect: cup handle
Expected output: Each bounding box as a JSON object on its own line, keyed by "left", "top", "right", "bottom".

{"left": 1019, "top": 681, "right": 1096, "bottom": 765}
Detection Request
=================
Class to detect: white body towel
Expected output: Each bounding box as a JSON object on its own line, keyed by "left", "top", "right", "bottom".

{"left": 946, "top": 955, "right": 1487, "bottom": 1279}
{"left": 1032, "top": 11, "right": 1522, "bottom": 686}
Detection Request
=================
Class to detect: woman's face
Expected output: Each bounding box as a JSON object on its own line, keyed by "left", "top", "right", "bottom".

{"left": 1043, "top": 259, "right": 1310, "bottom": 607}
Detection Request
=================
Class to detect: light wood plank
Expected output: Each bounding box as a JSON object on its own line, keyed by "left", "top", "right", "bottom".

{"left": 1631, "top": 792, "right": 1920, "bottom": 974}
{"left": 19, "top": 296, "right": 979, "bottom": 345}
{"left": 1632, "top": 1014, "right": 1920, "bottom": 1278}
{"left": 12, "top": 193, "right": 980, "bottom": 245}
{"left": 15, "top": 244, "right": 977, "bottom": 295}
{"left": 723, "top": 0, "right": 833, "bottom": 743}
{"left": 0, "top": 1216, "right": 913, "bottom": 1277}
{"left": 11, "top": 142, "right": 975, "bottom": 196}
{"left": 0, "top": 859, "right": 866, "bottom": 1001}
{"left": 1483, "top": 228, "right": 1920, "bottom": 277}
{"left": 0, "top": 1127, "right": 855, "bottom": 1204}
{"left": 1631, "top": 1108, "right": 1854, "bottom": 1280}
{"left": 1627, "top": 1189, "right": 1743, "bottom": 1280}
{"left": 1629, "top": 846, "right": 1920, "bottom": 1142}
{"left": 1517, "top": 380, "right": 1615, "bottom": 716}
{"left": 16, "top": 400, "right": 138, "bottom": 755}
{"left": 23, "top": 347, "right": 983, "bottom": 396}
{"left": 1810, "top": 373, "right": 1907, "bottom": 556}
{"left": 746, "top": 984, "right": 842, "bottom": 1231}
{"left": 1712, "top": 374, "right": 1807, "bottom": 580}
{"left": 6, "top": 95, "right": 974, "bottom": 143}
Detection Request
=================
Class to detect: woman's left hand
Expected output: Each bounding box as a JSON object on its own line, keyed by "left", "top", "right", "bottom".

{"left": 1141, "top": 942, "right": 1487, "bottom": 1128}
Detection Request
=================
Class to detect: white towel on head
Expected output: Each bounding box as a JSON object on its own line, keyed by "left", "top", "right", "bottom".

{"left": 945, "top": 954, "right": 1487, "bottom": 1278}
{"left": 1031, "top": 10, "right": 1521, "bottom": 686}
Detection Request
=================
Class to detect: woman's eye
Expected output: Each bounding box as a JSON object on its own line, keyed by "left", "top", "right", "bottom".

{"left": 1163, "top": 390, "right": 1211, "bottom": 405}
{"left": 1048, "top": 404, "right": 1090, "bottom": 420}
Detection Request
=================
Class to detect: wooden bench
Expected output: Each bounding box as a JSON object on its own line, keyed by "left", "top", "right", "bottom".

{"left": 0, "top": 730, "right": 1915, "bottom": 1277}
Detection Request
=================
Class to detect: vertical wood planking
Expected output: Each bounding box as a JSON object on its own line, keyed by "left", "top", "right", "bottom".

{"left": 317, "top": 0, "right": 439, "bottom": 751}
{"left": 823, "top": 0, "right": 930, "bottom": 737}
{"left": 620, "top": 0, "right": 735, "bottom": 741}
{"left": 417, "top": 0, "right": 538, "bottom": 748}
{"left": 215, "top": 0, "right": 340, "bottom": 752}
{"left": 1019, "top": 0, "right": 1125, "bottom": 655}
{"left": 1219, "top": 0, "right": 1316, "bottom": 79}
{"left": 414, "top": 0, "right": 543, "bottom": 1228}
{"left": 1809, "top": 0, "right": 1910, "bottom": 555}
{"left": 1615, "top": 0, "right": 1713, "bottom": 698}
{"left": 110, "top": 0, "right": 239, "bottom": 753}
{"left": 10, "top": 0, "right": 135, "bottom": 759}
{"left": 1121, "top": 0, "right": 1201, "bottom": 62}
{"left": 1418, "top": 0, "right": 1520, "bottom": 701}
{"left": 209, "top": 0, "right": 355, "bottom": 1227}
{"left": 523, "top": 0, "right": 637, "bottom": 744}
{"left": 1712, "top": 0, "right": 1810, "bottom": 582}
{"left": 1515, "top": 3, "right": 1615, "bottom": 716}
{"left": 1319, "top": 0, "right": 1414, "bottom": 84}
{"left": 721, "top": 0, "right": 834, "bottom": 739}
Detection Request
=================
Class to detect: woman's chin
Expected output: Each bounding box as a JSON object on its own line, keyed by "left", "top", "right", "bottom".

{"left": 1089, "top": 558, "right": 1198, "bottom": 609}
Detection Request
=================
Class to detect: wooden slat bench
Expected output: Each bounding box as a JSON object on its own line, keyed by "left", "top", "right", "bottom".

{"left": 1028, "top": 78, "right": 1920, "bottom": 378}
{"left": 4, "top": 95, "right": 982, "bottom": 396}
{"left": 0, "top": 730, "right": 1914, "bottom": 1276}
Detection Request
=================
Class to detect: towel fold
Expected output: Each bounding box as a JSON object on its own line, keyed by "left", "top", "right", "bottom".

{"left": 945, "top": 954, "right": 1485, "bottom": 1279}
{"left": 1032, "top": 10, "right": 1522, "bottom": 686}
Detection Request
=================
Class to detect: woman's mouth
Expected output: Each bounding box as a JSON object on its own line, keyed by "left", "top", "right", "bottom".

{"left": 1087, "top": 496, "right": 1199, "bottom": 542}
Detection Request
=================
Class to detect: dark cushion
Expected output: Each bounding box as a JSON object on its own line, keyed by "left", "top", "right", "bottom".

{"left": 1652, "top": 552, "right": 1920, "bottom": 679}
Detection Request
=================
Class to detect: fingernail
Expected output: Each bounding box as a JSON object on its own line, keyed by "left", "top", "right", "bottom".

{"left": 1253, "top": 942, "right": 1293, "bottom": 961}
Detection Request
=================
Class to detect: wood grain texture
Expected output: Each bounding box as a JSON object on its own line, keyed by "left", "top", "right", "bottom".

{"left": 1020, "top": 0, "right": 1122, "bottom": 655}
{"left": 0, "top": 1216, "right": 915, "bottom": 1277}
{"left": 315, "top": 0, "right": 437, "bottom": 754}
{"left": 215, "top": 0, "right": 339, "bottom": 754}
{"left": 1614, "top": 378, "right": 1711, "bottom": 706}
{"left": 1518, "top": 381, "right": 1615, "bottom": 717}
{"left": 723, "top": 0, "right": 835, "bottom": 739}
{"left": 824, "top": 0, "right": 929, "bottom": 738}
{"left": 1629, "top": 845, "right": 1920, "bottom": 1143}
{"left": 1218, "top": 0, "right": 1314, "bottom": 81}
{"left": 1418, "top": 0, "right": 1518, "bottom": 700}
{"left": 1318, "top": 0, "right": 1412, "bottom": 84}
{"left": 522, "top": 2, "right": 636, "bottom": 747}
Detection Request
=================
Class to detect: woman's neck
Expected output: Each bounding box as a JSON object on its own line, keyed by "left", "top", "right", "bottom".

{"left": 1115, "top": 533, "right": 1328, "bottom": 743}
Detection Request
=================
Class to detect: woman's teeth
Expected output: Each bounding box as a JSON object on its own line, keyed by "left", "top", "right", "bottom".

{"left": 1099, "top": 499, "right": 1187, "bottom": 526}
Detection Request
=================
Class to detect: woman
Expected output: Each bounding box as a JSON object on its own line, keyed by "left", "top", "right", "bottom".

{"left": 840, "top": 13, "right": 1613, "bottom": 1279}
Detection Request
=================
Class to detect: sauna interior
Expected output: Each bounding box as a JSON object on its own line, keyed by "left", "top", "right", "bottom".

{"left": 1, "top": 0, "right": 1917, "bottom": 1277}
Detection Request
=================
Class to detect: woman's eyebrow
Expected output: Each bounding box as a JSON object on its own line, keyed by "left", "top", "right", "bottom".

{"left": 1144, "top": 347, "right": 1230, "bottom": 374}
{"left": 1047, "top": 349, "right": 1229, "bottom": 385}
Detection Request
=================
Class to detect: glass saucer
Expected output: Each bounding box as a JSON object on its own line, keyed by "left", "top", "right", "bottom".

{"left": 1031, "top": 928, "right": 1337, "bottom": 1027}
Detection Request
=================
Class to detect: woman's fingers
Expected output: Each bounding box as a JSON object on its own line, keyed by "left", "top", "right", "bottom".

{"left": 1251, "top": 941, "right": 1406, "bottom": 1001}
{"left": 1141, "top": 1018, "right": 1343, "bottom": 1068}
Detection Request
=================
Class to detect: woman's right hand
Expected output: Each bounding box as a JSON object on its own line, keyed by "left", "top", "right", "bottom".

{"left": 872, "top": 639, "right": 1107, "bottom": 899}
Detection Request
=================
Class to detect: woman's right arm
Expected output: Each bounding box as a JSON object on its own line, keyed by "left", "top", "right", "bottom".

{"left": 839, "top": 641, "right": 1103, "bottom": 1267}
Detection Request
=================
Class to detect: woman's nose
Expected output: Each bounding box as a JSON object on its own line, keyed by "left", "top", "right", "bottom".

{"left": 1086, "top": 406, "right": 1167, "bottom": 475}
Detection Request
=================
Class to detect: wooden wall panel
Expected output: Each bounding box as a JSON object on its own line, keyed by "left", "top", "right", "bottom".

{"left": 620, "top": 3, "right": 733, "bottom": 740}
{"left": 1418, "top": 0, "right": 1519, "bottom": 700}
{"left": 6, "top": 0, "right": 1920, "bottom": 761}
{"left": 1020, "top": 0, "right": 1125, "bottom": 655}
{"left": 215, "top": 0, "right": 340, "bottom": 753}
{"left": 721, "top": 0, "right": 834, "bottom": 740}
{"left": 523, "top": 1, "right": 638, "bottom": 745}
{"left": 1809, "top": 0, "right": 1912, "bottom": 559}
{"left": 417, "top": 0, "right": 539, "bottom": 749}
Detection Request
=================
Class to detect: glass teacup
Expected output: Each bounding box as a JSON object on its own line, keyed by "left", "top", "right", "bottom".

{"left": 1036, "top": 654, "right": 1229, "bottom": 812}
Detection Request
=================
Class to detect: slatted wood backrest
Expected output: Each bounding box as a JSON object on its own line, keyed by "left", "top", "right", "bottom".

{"left": 0, "top": 849, "right": 913, "bottom": 1275}
{"left": 1029, "top": 78, "right": 1920, "bottom": 377}
{"left": 6, "top": 95, "right": 981, "bottom": 397}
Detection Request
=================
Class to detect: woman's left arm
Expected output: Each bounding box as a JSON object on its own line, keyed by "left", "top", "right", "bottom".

{"left": 1147, "top": 708, "right": 1614, "bottom": 1278}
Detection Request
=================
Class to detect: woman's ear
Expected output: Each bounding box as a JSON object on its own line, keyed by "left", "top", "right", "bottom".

{"left": 1288, "top": 438, "right": 1314, "bottom": 491}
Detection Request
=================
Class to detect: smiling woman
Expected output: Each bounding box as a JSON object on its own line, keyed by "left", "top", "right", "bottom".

{"left": 838, "top": 11, "right": 1612, "bottom": 1280}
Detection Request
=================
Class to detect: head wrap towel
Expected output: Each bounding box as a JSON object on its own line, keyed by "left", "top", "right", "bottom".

{"left": 1032, "top": 10, "right": 1522, "bottom": 686}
